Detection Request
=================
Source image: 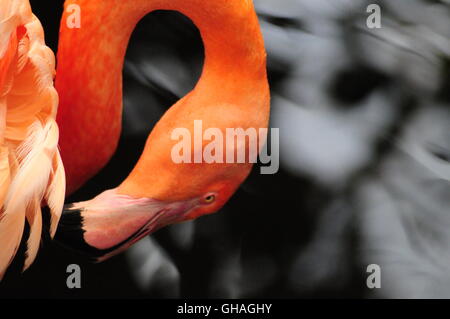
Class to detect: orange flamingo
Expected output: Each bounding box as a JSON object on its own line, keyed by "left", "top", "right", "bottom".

{"left": 0, "top": 0, "right": 269, "bottom": 276}
{"left": 0, "top": 0, "right": 65, "bottom": 279}
{"left": 55, "top": 0, "right": 270, "bottom": 260}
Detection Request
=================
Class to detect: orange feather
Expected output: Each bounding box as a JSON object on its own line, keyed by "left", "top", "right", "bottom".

{"left": 0, "top": 0, "right": 65, "bottom": 279}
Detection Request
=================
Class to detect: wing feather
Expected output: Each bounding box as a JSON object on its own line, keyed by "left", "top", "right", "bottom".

{"left": 46, "top": 150, "right": 66, "bottom": 238}
{"left": 23, "top": 196, "right": 42, "bottom": 271}
{"left": 0, "top": 0, "right": 65, "bottom": 278}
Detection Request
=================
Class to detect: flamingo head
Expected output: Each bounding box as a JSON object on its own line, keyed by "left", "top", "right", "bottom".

{"left": 55, "top": 173, "right": 245, "bottom": 261}
{"left": 55, "top": 90, "right": 267, "bottom": 261}
{"left": 54, "top": 116, "right": 255, "bottom": 261}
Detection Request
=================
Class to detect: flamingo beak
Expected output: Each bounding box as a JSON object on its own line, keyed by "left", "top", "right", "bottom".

{"left": 54, "top": 189, "right": 198, "bottom": 262}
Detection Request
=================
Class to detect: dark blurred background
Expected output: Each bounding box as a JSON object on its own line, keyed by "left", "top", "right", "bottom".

{"left": 0, "top": 0, "right": 449, "bottom": 298}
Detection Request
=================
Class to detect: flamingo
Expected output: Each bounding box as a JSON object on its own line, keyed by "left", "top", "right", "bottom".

{"left": 0, "top": 0, "right": 269, "bottom": 275}
{"left": 55, "top": 0, "right": 270, "bottom": 260}
{"left": 0, "top": 0, "right": 65, "bottom": 279}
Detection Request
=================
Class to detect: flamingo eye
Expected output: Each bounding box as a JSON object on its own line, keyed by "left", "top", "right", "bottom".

{"left": 203, "top": 194, "right": 216, "bottom": 204}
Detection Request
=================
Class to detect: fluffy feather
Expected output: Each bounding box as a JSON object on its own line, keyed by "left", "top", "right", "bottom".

{"left": 0, "top": 0, "right": 65, "bottom": 279}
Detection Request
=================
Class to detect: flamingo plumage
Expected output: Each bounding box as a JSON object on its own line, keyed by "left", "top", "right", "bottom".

{"left": 0, "top": 0, "right": 65, "bottom": 279}
{"left": 0, "top": 0, "right": 269, "bottom": 275}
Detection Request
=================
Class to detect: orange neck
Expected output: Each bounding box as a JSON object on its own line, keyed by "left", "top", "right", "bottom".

{"left": 56, "top": 0, "right": 268, "bottom": 194}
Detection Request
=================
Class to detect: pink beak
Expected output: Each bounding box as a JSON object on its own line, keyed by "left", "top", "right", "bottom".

{"left": 55, "top": 189, "right": 199, "bottom": 261}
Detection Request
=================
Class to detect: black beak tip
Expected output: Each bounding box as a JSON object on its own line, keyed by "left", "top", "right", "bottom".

{"left": 53, "top": 204, "right": 105, "bottom": 262}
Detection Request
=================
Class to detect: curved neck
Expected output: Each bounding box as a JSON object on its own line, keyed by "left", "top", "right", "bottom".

{"left": 56, "top": 0, "right": 268, "bottom": 194}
